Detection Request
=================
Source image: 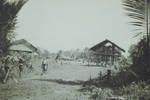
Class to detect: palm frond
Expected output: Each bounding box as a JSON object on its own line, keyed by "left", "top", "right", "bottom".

{"left": 123, "top": 0, "right": 150, "bottom": 37}
{"left": 0, "top": 0, "right": 28, "bottom": 56}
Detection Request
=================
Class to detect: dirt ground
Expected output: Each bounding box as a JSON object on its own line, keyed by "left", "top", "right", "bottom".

{"left": 0, "top": 62, "right": 108, "bottom": 100}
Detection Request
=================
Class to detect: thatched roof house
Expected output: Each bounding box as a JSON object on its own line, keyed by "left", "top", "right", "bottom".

{"left": 90, "top": 39, "right": 125, "bottom": 64}
{"left": 9, "top": 39, "right": 39, "bottom": 54}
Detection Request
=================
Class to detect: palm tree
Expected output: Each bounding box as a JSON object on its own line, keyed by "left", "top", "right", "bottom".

{"left": 0, "top": 0, "right": 28, "bottom": 56}
{"left": 123, "top": 0, "right": 149, "bottom": 37}
{"left": 123, "top": 0, "right": 150, "bottom": 80}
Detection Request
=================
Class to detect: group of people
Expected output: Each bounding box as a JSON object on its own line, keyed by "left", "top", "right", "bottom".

{"left": 0, "top": 55, "right": 26, "bottom": 83}
{"left": 0, "top": 54, "right": 50, "bottom": 83}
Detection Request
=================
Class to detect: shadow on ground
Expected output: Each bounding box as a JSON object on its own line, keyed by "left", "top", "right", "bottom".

{"left": 33, "top": 78, "right": 85, "bottom": 85}
{"left": 81, "top": 64, "right": 103, "bottom": 67}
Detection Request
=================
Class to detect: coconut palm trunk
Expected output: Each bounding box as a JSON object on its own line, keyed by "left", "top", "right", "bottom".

{"left": 146, "top": 0, "right": 150, "bottom": 68}
{"left": 145, "top": 0, "right": 150, "bottom": 66}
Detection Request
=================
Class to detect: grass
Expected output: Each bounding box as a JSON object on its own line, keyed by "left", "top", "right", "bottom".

{"left": 81, "top": 64, "right": 150, "bottom": 100}
{"left": 81, "top": 80, "right": 150, "bottom": 100}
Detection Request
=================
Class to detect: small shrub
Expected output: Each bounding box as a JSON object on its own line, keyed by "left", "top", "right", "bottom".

{"left": 90, "top": 88, "right": 113, "bottom": 100}
{"left": 117, "top": 81, "right": 150, "bottom": 100}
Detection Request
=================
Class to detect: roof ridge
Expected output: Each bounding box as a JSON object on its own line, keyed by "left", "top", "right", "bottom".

{"left": 90, "top": 39, "right": 125, "bottom": 52}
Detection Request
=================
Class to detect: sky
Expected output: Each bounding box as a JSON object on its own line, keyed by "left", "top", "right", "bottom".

{"left": 15, "top": 0, "right": 138, "bottom": 54}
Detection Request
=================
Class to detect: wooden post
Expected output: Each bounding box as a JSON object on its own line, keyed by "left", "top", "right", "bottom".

{"left": 107, "top": 69, "right": 111, "bottom": 80}
{"left": 112, "top": 45, "right": 115, "bottom": 65}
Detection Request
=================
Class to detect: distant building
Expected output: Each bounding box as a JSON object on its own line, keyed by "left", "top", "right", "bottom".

{"left": 9, "top": 39, "right": 39, "bottom": 55}
{"left": 59, "top": 55, "right": 74, "bottom": 61}
{"left": 90, "top": 39, "right": 125, "bottom": 65}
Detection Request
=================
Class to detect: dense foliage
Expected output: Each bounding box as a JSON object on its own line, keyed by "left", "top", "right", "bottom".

{"left": 124, "top": 0, "right": 150, "bottom": 80}
{"left": 0, "top": 0, "right": 27, "bottom": 56}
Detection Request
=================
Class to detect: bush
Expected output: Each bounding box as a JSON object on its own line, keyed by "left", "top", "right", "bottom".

{"left": 90, "top": 88, "right": 113, "bottom": 100}
{"left": 129, "top": 38, "right": 150, "bottom": 80}
{"left": 117, "top": 81, "right": 150, "bottom": 100}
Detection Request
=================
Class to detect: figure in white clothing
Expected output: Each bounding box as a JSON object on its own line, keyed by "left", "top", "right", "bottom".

{"left": 41, "top": 58, "right": 48, "bottom": 75}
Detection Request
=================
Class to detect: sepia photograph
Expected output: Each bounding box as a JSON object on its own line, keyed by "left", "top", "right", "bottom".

{"left": 0, "top": 0, "right": 149, "bottom": 100}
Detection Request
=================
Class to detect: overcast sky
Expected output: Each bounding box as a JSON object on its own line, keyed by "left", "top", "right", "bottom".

{"left": 16, "top": 0, "right": 138, "bottom": 53}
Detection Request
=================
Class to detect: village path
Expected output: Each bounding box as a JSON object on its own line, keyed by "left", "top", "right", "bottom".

{"left": 0, "top": 62, "right": 109, "bottom": 100}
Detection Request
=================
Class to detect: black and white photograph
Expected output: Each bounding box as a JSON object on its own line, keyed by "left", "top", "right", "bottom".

{"left": 0, "top": 0, "right": 150, "bottom": 100}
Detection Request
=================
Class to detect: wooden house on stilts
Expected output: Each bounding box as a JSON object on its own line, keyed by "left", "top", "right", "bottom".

{"left": 90, "top": 39, "right": 125, "bottom": 66}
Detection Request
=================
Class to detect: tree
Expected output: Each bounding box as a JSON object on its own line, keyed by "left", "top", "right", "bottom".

{"left": 0, "top": 0, "right": 28, "bottom": 83}
{"left": 0, "top": 0, "right": 28, "bottom": 57}
{"left": 55, "top": 50, "right": 62, "bottom": 61}
{"left": 123, "top": 0, "right": 150, "bottom": 80}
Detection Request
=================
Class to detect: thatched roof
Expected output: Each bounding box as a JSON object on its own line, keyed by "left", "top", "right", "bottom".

{"left": 10, "top": 39, "right": 39, "bottom": 54}
{"left": 10, "top": 44, "right": 32, "bottom": 52}
{"left": 90, "top": 39, "right": 125, "bottom": 52}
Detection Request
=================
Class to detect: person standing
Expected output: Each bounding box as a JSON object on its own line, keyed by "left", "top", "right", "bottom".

{"left": 18, "top": 57, "right": 24, "bottom": 78}
{"left": 41, "top": 58, "right": 48, "bottom": 75}
{"left": 2, "top": 56, "right": 10, "bottom": 83}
